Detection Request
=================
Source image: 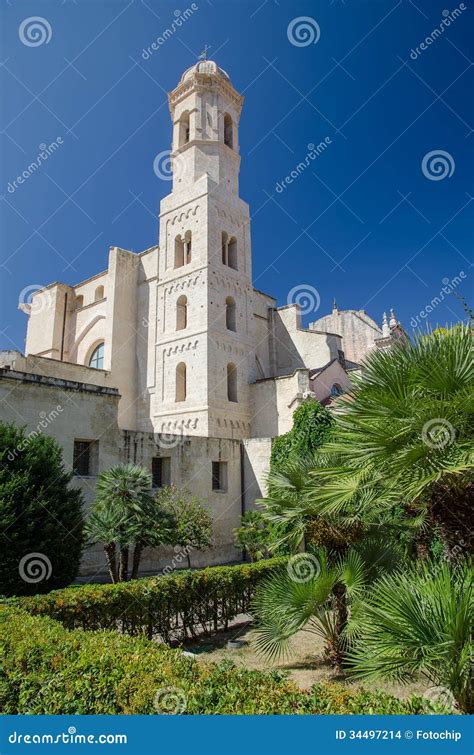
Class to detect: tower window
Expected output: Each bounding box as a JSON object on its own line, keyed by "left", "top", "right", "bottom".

{"left": 176, "top": 295, "right": 188, "bottom": 331}
{"left": 224, "top": 113, "right": 233, "bottom": 149}
{"left": 94, "top": 285, "right": 104, "bottom": 301}
{"left": 228, "top": 237, "right": 237, "bottom": 270}
{"left": 227, "top": 362, "right": 238, "bottom": 402}
{"left": 179, "top": 110, "right": 190, "bottom": 147}
{"left": 225, "top": 296, "right": 236, "bottom": 331}
{"left": 174, "top": 233, "right": 192, "bottom": 269}
{"left": 175, "top": 362, "right": 187, "bottom": 402}
{"left": 221, "top": 232, "right": 228, "bottom": 265}
{"left": 89, "top": 343, "right": 104, "bottom": 370}
{"left": 212, "top": 461, "right": 228, "bottom": 492}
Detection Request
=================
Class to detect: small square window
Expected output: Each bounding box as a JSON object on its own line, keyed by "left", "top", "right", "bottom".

{"left": 152, "top": 457, "right": 171, "bottom": 488}
{"left": 73, "top": 440, "right": 98, "bottom": 476}
{"left": 212, "top": 461, "right": 228, "bottom": 492}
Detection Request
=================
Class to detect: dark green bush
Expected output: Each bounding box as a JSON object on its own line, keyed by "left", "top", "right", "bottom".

{"left": 271, "top": 399, "right": 334, "bottom": 469}
{"left": 0, "top": 422, "right": 84, "bottom": 596}
{"left": 0, "top": 606, "right": 431, "bottom": 715}
{"left": 15, "top": 558, "right": 288, "bottom": 643}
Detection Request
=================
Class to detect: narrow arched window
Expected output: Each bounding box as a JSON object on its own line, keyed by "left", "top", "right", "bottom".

{"left": 89, "top": 343, "right": 105, "bottom": 369}
{"left": 176, "top": 295, "right": 187, "bottom": 331}
{"left": 185, "top": 231, "right": 192, "bottom": 264}
{"left": 225, "top": 297, "right": 236, "bottom": 331}
{"left": 224, "top": 113, "right": 233, "bottom": 149}
{"left": 330, "top": 383, "right": 343, "bottom": 397}
{"left": 227, "top": 362, "right": 237, "bottom": 402}
{"left": 179, "top": 111, "right": 190, "bottom": 147}
{"left": 228, "top": 237, "right": 237, "bottom": 270}
{"left": 221, "top": 232, "right": 228, "bottom": 265}
{"left": 94, "top": 285, "right": 104, "bottom": 301}
{"left": 176, "top": 362, "right": 186, "bottom": 402}
{"left": 175, "top": 235, "right": 184, "bottom": 268}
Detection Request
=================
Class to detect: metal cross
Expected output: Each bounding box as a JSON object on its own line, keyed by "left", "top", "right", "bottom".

{"left": 198, "top": 45, "right": 211, "bottom": 61}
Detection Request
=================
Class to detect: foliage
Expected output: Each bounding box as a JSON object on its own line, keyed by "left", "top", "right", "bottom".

{"left": 0, "top": 422, "right": 83, "bottom": 597}
{"left": 234, "top": 511, "right": 287, "bottom": 561}
{"left": 85, "top": 464, "right": 174, "bottom": 582}
{"left": 307, "top": 327, "right": 474, "bottom": 554}
{"left": 0, "top": 605, "right": 432, "bottom": 714}
{"left": 348, "top": 559, "right": 473, "bottom": 713}
{"left": 156, "top": 485, "right": 213, "bottom": 568}
{"left": 253, "top": 540, "right": 402, "bottom": 668}
{"left": 270, "top": 400, "right": 334, "bottom": 469}
{"left": 14, "top": 558, "right": 288, "bottom": 644}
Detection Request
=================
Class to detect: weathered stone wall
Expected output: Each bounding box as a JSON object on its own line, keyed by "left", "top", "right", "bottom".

{"left": 310, "top": 309, "right": 381, "bottom": 364}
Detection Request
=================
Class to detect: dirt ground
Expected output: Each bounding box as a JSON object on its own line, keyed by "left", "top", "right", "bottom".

{"left": 184, "top": 615, "right": 427, "bottom": 700}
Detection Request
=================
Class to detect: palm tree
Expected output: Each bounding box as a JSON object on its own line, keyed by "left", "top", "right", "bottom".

{"left": 85, "top": 464, "right": 174, "bottom": 581}
{"left": 253, "top": 538, "right": 401, "bottom": 668}
{"left": 307, "top": 327, "right": 473, "bottom": 556}
{"left": 348, "top": 560, "right": 473, "bottom": 713}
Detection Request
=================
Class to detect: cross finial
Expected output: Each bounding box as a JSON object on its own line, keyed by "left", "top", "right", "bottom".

{"left": 199, "top": 45, "right": 211, "bottom": 61}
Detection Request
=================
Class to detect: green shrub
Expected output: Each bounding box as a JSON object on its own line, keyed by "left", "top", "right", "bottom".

{"left": 0, "top": 606, "right": 431, "bottom": 715}
{"left": 270, "top": 400, "right": 333, "bottom": 469}
{"left": 0, "top": 422, "right": 84, "bottom": 596}
{"left": 14, "top": 558, "right": 288, "bottom": 643}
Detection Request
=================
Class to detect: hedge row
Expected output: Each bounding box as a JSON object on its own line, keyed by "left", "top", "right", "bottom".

{"left": 14, "top": 558, "right": 287, "bottom": 643}
{"left": 0, "top": 606, "right": 431, "bottom": 715}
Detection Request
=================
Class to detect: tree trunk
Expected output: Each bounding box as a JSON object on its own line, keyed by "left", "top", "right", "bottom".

{"left": 131, "top": 542, "right": 144, "bottom": 580}
{"left": 104, "top": 542, "right": 118, "bottom": 583}
{"left": 118, "top": 546, "right": 129, "bottom": 582}
{"left": 329, "top": 582, "right": 348, "bottom": 669}
{"left": 186, "top": 551, "right": 192, "bottom": 569}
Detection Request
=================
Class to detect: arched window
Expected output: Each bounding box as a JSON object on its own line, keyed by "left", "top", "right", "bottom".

{"left": 227, "top": 237, "right": 237, "bottom": 270}
{"left": 174, "top": 233, "right": 191, "bottom": 269}
{"left": 89, "top": 343, "right": 105, "bottom": 370}
{"left": 225, "top": 297, "right": 236, "bottom": 331}
{"left": 175, "top": 362, "right": 186, "bottom": 402}
{"left": 227, "top": 362, "right": 237, "bottom": 402}
{"left": 94, "top": 285, "right": 104, "bottom": 301}
{"left": 75, "top": 295, "right": 84, "bottom": 309}
{"left": 330, "top": 383, "right": 343, "bottom": 397}
{"left": 176, "top": 295, "right": 188, "bottom": 331}
{"left": 224, "top": 113, "right": 233, "bottom": 149}
{"left": 221, "top": 232, "right": 228, "bottom": 265}
{"left": 179, "top": 111, "right": 190, "bottom": 147}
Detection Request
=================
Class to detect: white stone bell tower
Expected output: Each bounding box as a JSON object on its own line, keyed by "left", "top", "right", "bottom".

{"left": 153, "top": 58, "right": 255, "bottom": 440}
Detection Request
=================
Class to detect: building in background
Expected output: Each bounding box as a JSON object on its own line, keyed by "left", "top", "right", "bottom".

{"left": 0, "top": 60, "right": 404, "bottom": 579}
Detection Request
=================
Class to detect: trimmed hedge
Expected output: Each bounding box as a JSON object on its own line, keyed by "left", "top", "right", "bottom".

{"left": 0, "top": 606, "right": 431, "bottom": 715}
{"left": 14, "top": 558, "right": 288, "bottom": 643}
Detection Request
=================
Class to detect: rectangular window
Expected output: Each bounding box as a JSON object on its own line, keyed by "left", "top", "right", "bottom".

{"left": 212, "top": 461, "right": 228, "bottom": 492}
{"left": 73, "top": 440, "right": 95, "bottom": 476}
{"left": 152, "top": 457, "right": 171, "bottom": 488}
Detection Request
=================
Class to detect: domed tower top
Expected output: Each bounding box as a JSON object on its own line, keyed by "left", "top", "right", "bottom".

{"left": 180, "top": 59, "right": 232, "bottom": 84}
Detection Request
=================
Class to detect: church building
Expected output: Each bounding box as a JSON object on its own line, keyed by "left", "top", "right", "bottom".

{"left": 0, "top": 60, "right": 403, "bottom": 578}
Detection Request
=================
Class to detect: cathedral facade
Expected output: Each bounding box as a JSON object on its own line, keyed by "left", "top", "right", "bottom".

{"left": 0, "top": 61, "right": 402, "bottom": 578}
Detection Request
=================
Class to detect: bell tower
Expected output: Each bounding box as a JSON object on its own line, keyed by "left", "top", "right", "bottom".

{"left": 153, "top": 59, "right": 254, "bottom": 440}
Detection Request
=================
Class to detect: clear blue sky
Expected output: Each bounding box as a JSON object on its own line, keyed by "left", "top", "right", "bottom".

{"left": 1, "top": 0, "right": 473, "bottom": 353}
